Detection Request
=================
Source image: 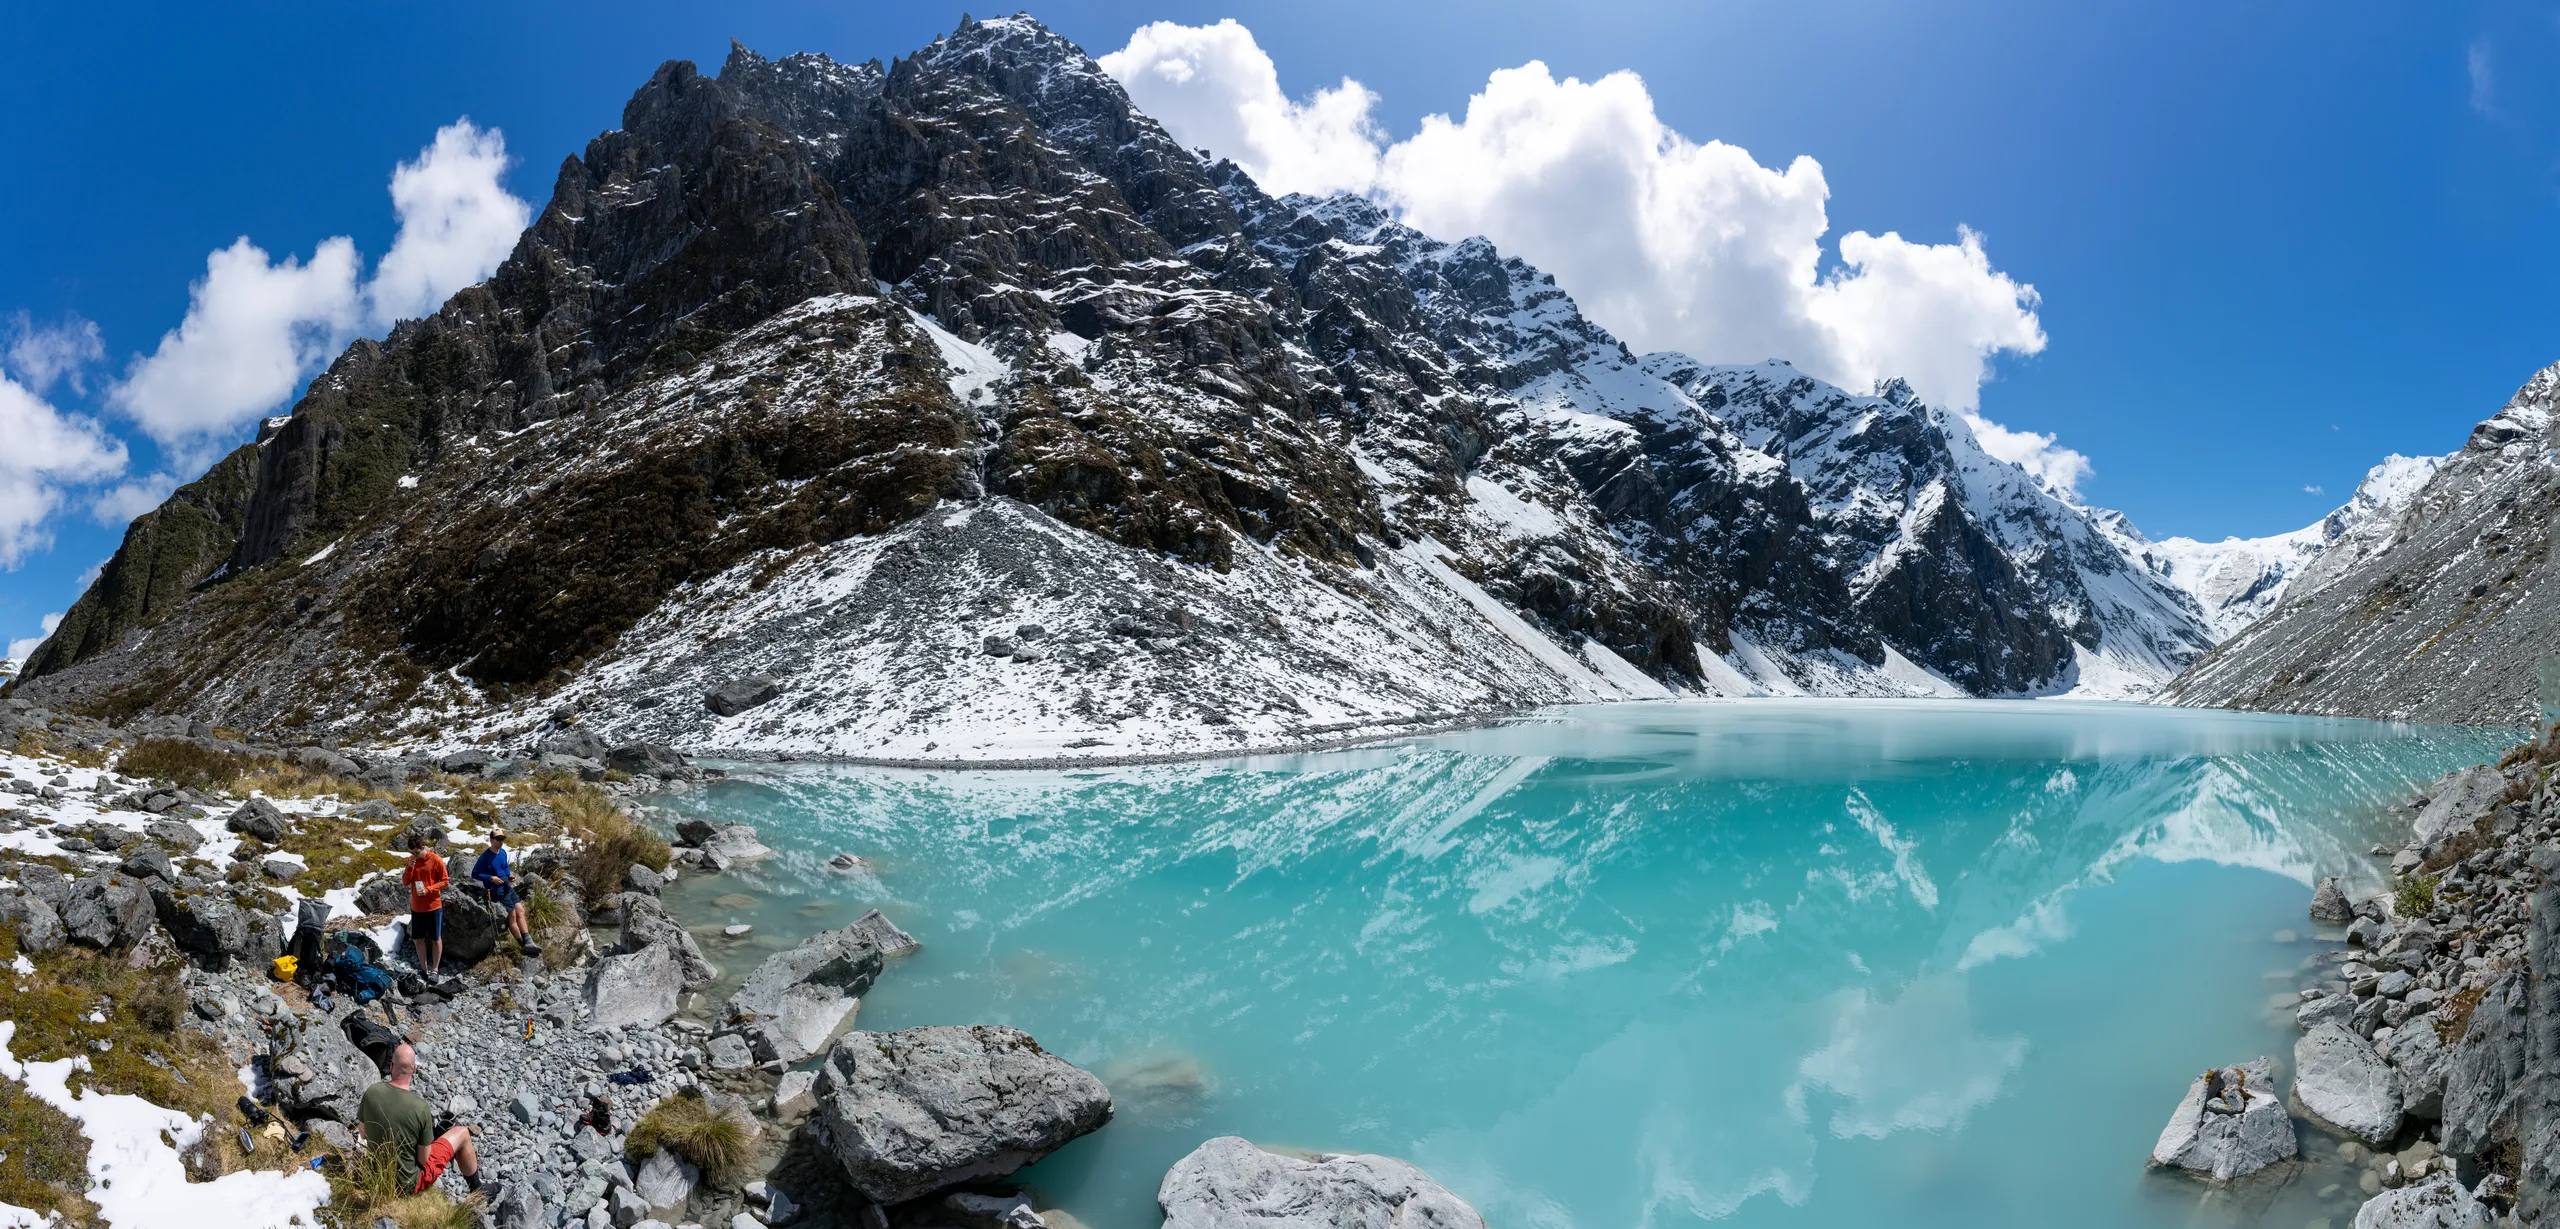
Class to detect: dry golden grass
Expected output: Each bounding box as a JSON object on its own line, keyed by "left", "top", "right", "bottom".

{"left": 627, "top": 1089, "right": 754, "bottom": 1187}
{"left": 330, "top": 1144, "right": 480, "bottom": 1229}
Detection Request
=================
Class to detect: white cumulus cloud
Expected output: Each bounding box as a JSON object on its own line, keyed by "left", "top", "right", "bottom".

{"left": 0, "top": 372, "right": 127, "bottom": 567}
{"left": 6, "top": 612, "right": 64, "bottom": 674}
{"left": 1102, "top": 20, "right": 1382, "bottom": 197}
{"left": 1100, "top": 24, "right": 2063, "bottom": 459}
{"left": 5, "top": 312, "right": 106, "bottom": 395}
{"left": 109, "top": 120, "right": 528, "bottom": 453}
{"left": 109, "top": 235, "right": 364, "bottom": 447}
{"left": 369, "top": 119, "right": 531, "bottom": 327}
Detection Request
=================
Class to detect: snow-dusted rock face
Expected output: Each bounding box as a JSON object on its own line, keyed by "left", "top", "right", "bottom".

{"left": 2146, "top": 453, "right": 2443, "bottom": 641}
{"left": 2165, "top": 363, "right": 2560, "bottom": 726}
{"left": 13, "top": 15, "right": 2234, "bottom": 757}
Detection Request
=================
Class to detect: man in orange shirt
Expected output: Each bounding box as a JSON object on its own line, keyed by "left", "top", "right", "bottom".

{"left": 401, "top": 844, "right": 448, "bottom": 978}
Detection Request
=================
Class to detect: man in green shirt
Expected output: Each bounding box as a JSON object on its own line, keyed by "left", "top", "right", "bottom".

{"left": 356, "top": 1042, "right": 484, "bottom": 1195}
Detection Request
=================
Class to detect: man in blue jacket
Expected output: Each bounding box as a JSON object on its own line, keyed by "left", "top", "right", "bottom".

{"left": 470, "top": 829, "right": 541, "bottom": 958}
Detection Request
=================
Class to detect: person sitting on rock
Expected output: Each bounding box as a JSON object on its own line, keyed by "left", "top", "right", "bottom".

{"left": 358, "top": 1042, "right": 488, "bottom": 1197}
{"left": 469, "top": 829, "right": 540, "bottom": 957}
{"left": 401, "top": 843, "right": 448, "bottom": 977}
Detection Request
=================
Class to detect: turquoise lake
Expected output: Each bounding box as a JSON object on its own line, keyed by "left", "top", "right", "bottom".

{"left": 650, "top": 699, "right": 2517, "bottom": 1228}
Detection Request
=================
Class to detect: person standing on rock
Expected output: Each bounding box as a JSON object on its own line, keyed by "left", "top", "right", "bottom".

{"left": 402, "top": 842, "right": 449, "bottom": 977}
{"left": 358, "top": 1042, "right": 490, "bottom": 1197}
{"left": 470, "top": 829, "right": 540, "bottom": 958}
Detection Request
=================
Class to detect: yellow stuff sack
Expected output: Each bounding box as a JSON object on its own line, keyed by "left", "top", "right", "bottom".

{"left": 270, "top": 955, "right": 297, "bottom": 980}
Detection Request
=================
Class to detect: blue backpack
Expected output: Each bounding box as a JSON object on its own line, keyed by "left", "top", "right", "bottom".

{"left": 326, "top": 941, "right": 395, "bottom": 1004}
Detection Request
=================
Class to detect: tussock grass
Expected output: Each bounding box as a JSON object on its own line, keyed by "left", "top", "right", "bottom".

{"left": 527, "top": 776, "right": 667, "bottom": 909}
{"left": 0, "top": 1074, "right": 93, "bottom": 1221}
{"left": 627, "top": 1089, "right": 753, "bottom": 1188}
{"left": 0, "top": 925, "right": 238, "bottom": 1124}
{"left": 331, "top": 1143, "right": 479, "bottom": 1229}
{"left": 116, "top": 738, "right": 276, "bottom": 792}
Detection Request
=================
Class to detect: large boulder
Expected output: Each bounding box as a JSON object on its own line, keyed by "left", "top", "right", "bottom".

{"left": 152, "top": 887, "right": 278, "bottom": 969}
{"left": 60, "top": 877, "right": 155, "bottom": 949}
{"left": 272, "top": 1007, "right": 382, "bottom": 1122}
{"left": 619, "top": 894, "right": 719, "bottom": 989}
{"left": 354, "top": 874, "right": 407, "bottom": 917}
{"left": 607, "top": 743, "right": 688, "bottom": 777}
{"left": 2441, "top": 973, "right": 2528, "bottom": 1157}
{"left": 2296, "top": 1024, "right": 2403, "bottom": 1145}
{"left": 2148, "top": 1057, "right": 2297, "bottom": 1182}
{"left": 13, "top": 865, "right": 69, "bottom": 910}
{"left": 2411, "top": 767, "right": 2504, "bottom": 847}
{"left": 538, "top": 728, "right": 608, "bottom": 762}
{"left": 2383, "top": 1014, "right": 2450, "bottom": 1119}
{"left": 437, "top": 882, "right": 513, "bottom": 964}
{"left": 633, "top": 1148, "right": 697, "bottom": 1212}
{"left": 1158, "top": 1136, "right": 1487, "bottom": 1229}
{"left": 696, "top": 824, "right": 773, "bottom": 870}
{"left": 143, "top": 819, "right": 203, "bottom": 852}
{"left": 226, "top": 797, "right": 292, "bottom": 843}
{"left": 0, "top": 889, "right": 64, "bottom": 953}
{"left": 814, "top": 1025, "right": 1112, "bottom": 1204}
{"left": 2349, "top": 1172, "right": 2492, "bottom": 1229}
{"left": 704, "top": 676, "right": 781, "bottom": 717}
{"left": 726, "top": 911, "right": 915, "bottom": 1064}
{"left": 587, "top": 943, "right": 684, "bottom": 1029}
{"left": 2309, "top": 877, "right": 2355, "bottom": 924}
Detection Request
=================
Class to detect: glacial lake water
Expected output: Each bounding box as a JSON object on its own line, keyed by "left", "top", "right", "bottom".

{"left": 650, "top": 699, "right": 2517, "bottom": 1228}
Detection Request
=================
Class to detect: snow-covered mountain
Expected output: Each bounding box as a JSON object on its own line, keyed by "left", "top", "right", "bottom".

{"left": 2141, "top": 454, "right": 2443, "bottom": 640}
{"left": 10, "top": 16, "right": 2242, "bottom": 758}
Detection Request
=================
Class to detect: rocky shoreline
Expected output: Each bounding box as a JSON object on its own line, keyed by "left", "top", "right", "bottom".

{"left": 0, "top": 698, "right": 1490, "bottom": 1228}
{"left": 2150, "top": 737, "right": 2558, "bottom": 1227}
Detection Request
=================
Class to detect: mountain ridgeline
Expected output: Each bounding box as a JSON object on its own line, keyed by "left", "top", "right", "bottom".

{"left": 17, "top": 16, "right": 2259, "bottom": 759}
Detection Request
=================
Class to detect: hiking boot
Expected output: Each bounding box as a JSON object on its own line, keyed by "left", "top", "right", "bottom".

{"left": 517, "top": 940, "right": 543, "bottom": 957}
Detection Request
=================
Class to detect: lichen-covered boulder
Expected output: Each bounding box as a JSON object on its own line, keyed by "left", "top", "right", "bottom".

{"left": 815, "top": 1025, "right": 1111, "bottom": 1204}
{"left": 1158, "top": 1136, "right": 1487, "bottom": 1229}
{"left": 2349, "top": 1172, "right": 2491, "bottom": 1229}
{"left": 226, "top": 797, "right": 292, "bottom": 843}
{"left": 2149, "top": 1057, "right": 2297, "bottom": 1182}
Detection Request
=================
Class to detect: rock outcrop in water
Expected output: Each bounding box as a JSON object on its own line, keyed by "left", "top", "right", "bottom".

{"left": 813, "top": 1024, "right": 1114, "bottom": 1204}
{"left": 2148, "top": 1057, "right": 2296, "bottom": 1182}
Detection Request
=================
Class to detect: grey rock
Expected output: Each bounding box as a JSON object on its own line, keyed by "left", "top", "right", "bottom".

{"left": 60, "top": 877, "right": 155, "bottom": 948}
{"left": 272, "top": 1009, "right": 381, "bottom": 1122}
{"left": 510, "top": 1091, "right": 542, "bottom": 1125}
{"left": 261, "top": 857, "right": 304, "bottom": 882}
{"left": 587, "top": 944, "right": 685, "bottom": 1029}
{"left": 609, "top": 1185, "right": 651, "bottom": 1229}
{"left": 814, "top": 1025, "right": 1113, "bottom": 1204}
{"left": 2149, "top": 1057, "right": 2297, "bottom": 1182}
{"left": 354, "top": 875, "right": 407, "bottom": 916}
{"left": 771, "top": 1069, "right": 818, "bottom": 1118}
{"left": 2297, "top": 1023, "right": 2404, "bottom": 1145}
{"left": 626, "top": 864, "right": 666, "bottom": 896}
{"left": 0, "top": 889, "right": 63, "bottom": 953}
{"left": 704, "top": 676, "right": 781, "bottom": 717}
{"left": 618, "top": 893, "right": 718, "bottom": 989}
{"left": 119, "top": 844, "right": 172, "bottom": 882}
{"left": 696, "top": 824, "right": 773, "bottom": 870}
{"left": 1157, "top": 1135, "right": 1486, "bottom": 1229}
{"left": 2311, "top": 876, "right": 2356, "bottom": 924}
{"left": 708, "top": 1033, "right": 755, "bottom": 1070}
{"left": 152, "top": 886, "right": 276, "bottom": 968}
{"left": 765, "top": 1187, "right": 800, "bottom": 1226}
{"left": 2376, "top": 971, "right": 2414, "bottom": 999}
{"left": 2411, "top": 767, "right": 2506, "bottom": 847}
{"left": 607, "top": 743, "right": 688, "bottom": 777}
{"left": 438, "top": 749, "right": 496, "bottom": 774}
{"left": 2348, "top": 1171, "right": 2491, "bottom": 1229}
{"left": 14, "top": 865, "right": 68, "bottom": 910}
{"left": 942, "top": 1192, "right": 1040, "bottom": 1229}
{"left": 497, "top": 802, "right": 557, "bottom": 833}
{"left": 634, "top": 1148, "right": 697, "bottom": 1211}
{"left": 291, "top": 747, "right": 361, "bottom": 779}
{"left": 437, "top": 881, "right": 513, "bottom": 964}
{"left": 727, "top": 911, "right": 914, "bottom": 1064}
{"left": 144, "top": 819, "right": 203, "bottom": 851}
{"left": 542, "top": 728, "right": 610, "bottom": 762}
{"left": 226, "top": 797, "right": 291, "bottom": 843}
{"left": 2441, "top": 973, "right": 2527, "bottom": 1157}
{"left": 494, "top": 1177, "right": 549, "bottom": 1229}
{"left": 2300, "top": 991, "right": 2357, "bottom": 1033}
{"left": 2383, "top": 1014, "right": 2450, "bottom": 1120}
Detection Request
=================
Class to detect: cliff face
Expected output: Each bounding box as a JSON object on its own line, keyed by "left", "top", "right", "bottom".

{"left": 13, "top": 17, "right": 2225, "bottom": 759}
{"left": 2164, "top": 365, "right": 2560, "bottom": 727}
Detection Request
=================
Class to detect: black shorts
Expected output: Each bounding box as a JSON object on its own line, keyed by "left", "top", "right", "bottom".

{"left": 486, "top": 884, "right": 521, "bottom": 910}
{"left": 410, "top": 908, "right": 443, "bottom": 942}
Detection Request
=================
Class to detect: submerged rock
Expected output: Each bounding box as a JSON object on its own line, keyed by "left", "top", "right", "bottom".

{"left": 814, "top": 1025, "right": 1112, "bottom": 1204}
{"left": 1158, "top": 1135, "right": 1487, "bottom": 1229}
{"left": 2297, "top": 1023, "right": 2404, "bottom": 1145}
{"left": 2149, "top": 1058, "right": 2297, "bottom": 1182}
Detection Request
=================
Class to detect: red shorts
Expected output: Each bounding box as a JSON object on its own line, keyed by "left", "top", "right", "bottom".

{"left": 415, "top": 1137, "right": 456, "bottom": 1192}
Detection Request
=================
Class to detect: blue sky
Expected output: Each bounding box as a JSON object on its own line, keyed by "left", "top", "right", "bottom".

{"left": 6, "top": 0, "right": 2557, "bottom": 658}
